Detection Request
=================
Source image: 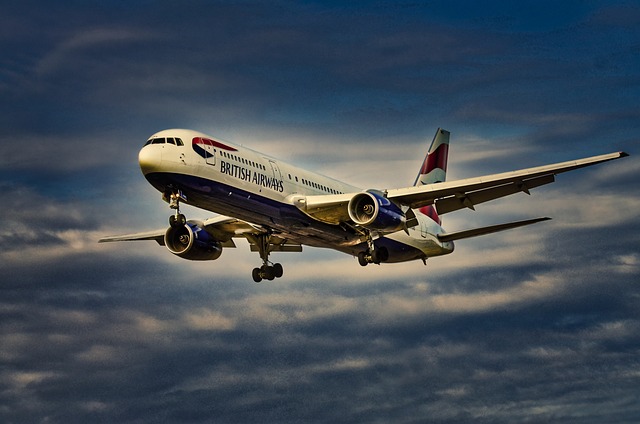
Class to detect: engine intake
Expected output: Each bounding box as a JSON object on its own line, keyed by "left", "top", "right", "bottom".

{"left": 348, "top": 191, "right": 405, "bottom": 232}
{"left": 164, "top": 221, "right": 222, "bottom": 261}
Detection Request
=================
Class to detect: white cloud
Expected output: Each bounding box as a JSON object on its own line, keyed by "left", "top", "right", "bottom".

{"left": 35, "top": 27, "right": 156, "bottom": 76}
{"left": 182, "top": 308, "right": 236, "bottom": 331}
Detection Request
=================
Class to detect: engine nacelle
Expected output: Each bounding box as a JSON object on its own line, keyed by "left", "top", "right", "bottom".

{"left": 164, "top": 221, "right": 222, "bottom": 261}
{"left": 348, "top": 191, "right": 405, "bottom": 232}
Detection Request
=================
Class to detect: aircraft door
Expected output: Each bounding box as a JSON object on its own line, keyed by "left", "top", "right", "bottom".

{"left": 420, "top": 219, "right": 429, "bottom": 238}
{"left": 268, "top": 160, "right": 281, "bottom": 180}
{"left": 192, "top": 137, "right": 216, "bottom": 166}
{"left": 204, "top": 141, "right": 216, "bottom": 166}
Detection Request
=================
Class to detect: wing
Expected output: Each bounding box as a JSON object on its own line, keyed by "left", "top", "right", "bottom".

{"left": 98, "top": 229, "right": 167, "bottom": 245}
{"left": 99, "top": 215, "right": 302, "bottom": 251}
{"left": 293, "top": 151, "right": 628, "bottom": 223}
{"left": 386, "top": 151, "right": 628, "bottom": 213}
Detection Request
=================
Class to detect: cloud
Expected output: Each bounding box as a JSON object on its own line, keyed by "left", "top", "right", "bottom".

{"left": 34, "top": 27, "right": 156, "bottom": 77}
{"left": 1, "top": 1, "right": 639, "bottom": 423}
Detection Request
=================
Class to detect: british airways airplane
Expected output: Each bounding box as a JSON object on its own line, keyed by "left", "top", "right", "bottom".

{"left": 100, "top": 128, "right": 628, "bottom": 282}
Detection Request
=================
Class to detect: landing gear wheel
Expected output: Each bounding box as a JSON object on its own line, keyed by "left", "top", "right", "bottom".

{"left": 262, "top": 265, "right": 276, "bottom": 281}
{"left": 247, "top": 233, "right": 286, "bottom": 282}
{"left": 357, "top": 246, "right": 389, "bottom": 266}
{"left": 167, "top": 189, "right": 187, "bottom": 228}
{"left": 273, "top": 263, "right": 283, "bottom": 278}
{"left": 169, "top": 213, "right": 186, "bottom": 228}
{"left": 371, "top": 246, "right": 389, "bottom": 264}
{"left": 252, "top": 268, "right": 262, "bottom": 283}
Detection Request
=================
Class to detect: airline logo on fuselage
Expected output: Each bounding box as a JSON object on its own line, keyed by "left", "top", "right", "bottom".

{"left": 192, "top": 137, "right": 237, "bottom": 159}
{"left": 192, "top": 137, "right": 284, "bottom": 193}
{"left": 220, "top": 160, "right": 284, "bottom": 192}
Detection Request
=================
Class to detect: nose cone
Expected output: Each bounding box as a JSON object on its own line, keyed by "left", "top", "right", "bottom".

{"left": 138, "top": 146, "right": 162, "bottom": 175}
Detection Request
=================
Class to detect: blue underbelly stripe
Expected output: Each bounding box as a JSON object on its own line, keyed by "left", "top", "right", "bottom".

{"left": 144, "top": 172, "right": 425, "bottom": 263}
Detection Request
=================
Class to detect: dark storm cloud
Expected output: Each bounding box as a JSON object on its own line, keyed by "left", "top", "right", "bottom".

{"left": 2, "top": 235, "right": 639, "bottom": 423}
{"left": 1, "top": 1, "right": 639, "bottom": 423}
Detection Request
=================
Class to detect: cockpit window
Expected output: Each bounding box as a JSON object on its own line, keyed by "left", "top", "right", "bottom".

{"left": 144, "top": 136, "right": 184, "bottom": 147}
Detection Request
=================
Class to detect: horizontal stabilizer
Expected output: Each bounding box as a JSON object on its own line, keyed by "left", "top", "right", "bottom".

{"left": 437, "top": 217, "right": 551, "bottom": 242}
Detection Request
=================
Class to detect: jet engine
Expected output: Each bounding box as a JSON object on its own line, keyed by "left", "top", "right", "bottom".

{"left": 164, "top": 221, "right": 223, "bottom": 261}
{"left": 348, "top": 191, "right": 405, "bottom": 232}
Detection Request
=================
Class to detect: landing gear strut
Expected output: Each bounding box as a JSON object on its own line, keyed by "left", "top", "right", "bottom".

{"left": 357, "top": 231, "right": 389, "bottom": 266}
{"left": 249, "top": 233, "right": 284, "bottom": 283}
{"left": 167, "top": 189, "right": 187, "bottom": 228}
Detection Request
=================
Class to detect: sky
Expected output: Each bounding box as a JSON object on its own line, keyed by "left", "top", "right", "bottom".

{"left": 1, "top": 1, "right": 639, "bottom": 423}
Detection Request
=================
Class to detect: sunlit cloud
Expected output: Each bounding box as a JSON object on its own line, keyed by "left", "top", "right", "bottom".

{"left": 1, "top": 2, "right": 639, "bottom": 423}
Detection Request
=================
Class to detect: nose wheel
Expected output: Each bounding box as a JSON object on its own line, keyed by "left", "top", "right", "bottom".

{"left": 166, "top": 189, "right": 188, "bottom": 228}
{"left": 169, "top": 213, "right": 187, "bottom": 228}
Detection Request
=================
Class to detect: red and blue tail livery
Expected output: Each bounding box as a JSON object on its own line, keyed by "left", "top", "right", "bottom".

{"left": 100, "top": 127, "right": 628, "bottom": 282}
{"left": 414, "top": 128, "right": 449, "bottom": 186}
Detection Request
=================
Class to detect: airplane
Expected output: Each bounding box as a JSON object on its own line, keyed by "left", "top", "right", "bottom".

{"left": 99, "top": 128, "right": 628, "bottom": 282}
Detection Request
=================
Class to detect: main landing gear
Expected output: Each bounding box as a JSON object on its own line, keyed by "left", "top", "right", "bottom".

{"left": 249, "top": 233, "right": 284, "bottom": 283}
{"left": 252, "top": 263, "right": 283, "bottom": 283}
{"left": 167, "top": 189, "right": 187, "bottom": 228}
{"left": 357, "top": 231, "right": 389, "bottom": 266}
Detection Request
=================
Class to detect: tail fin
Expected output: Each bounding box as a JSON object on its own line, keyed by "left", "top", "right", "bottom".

{"left": 413, "top": 128, "right": 450, "bottom": 186}
{"left": 414, "top": 128, "right": 449, "bottom": 226}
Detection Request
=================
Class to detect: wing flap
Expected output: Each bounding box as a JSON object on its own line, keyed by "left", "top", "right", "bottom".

{"left": 249, "top": 244, "right": 303, "bottom": 253}
{"left": 435, "top": 174, "right": 555, "bottom": 214}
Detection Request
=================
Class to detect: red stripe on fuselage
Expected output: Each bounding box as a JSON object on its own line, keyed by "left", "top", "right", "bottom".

{"left": 192, "top": 137, "right": 238, "bottom": 152}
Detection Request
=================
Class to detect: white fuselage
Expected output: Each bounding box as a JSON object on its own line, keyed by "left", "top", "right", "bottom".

{"left": 138, "top": 129, "right": 454, "bottom": 262}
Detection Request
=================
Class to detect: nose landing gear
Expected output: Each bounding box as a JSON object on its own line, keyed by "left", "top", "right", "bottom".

{"left": 166, "top": 189, "right": 188, "bottom": 228}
